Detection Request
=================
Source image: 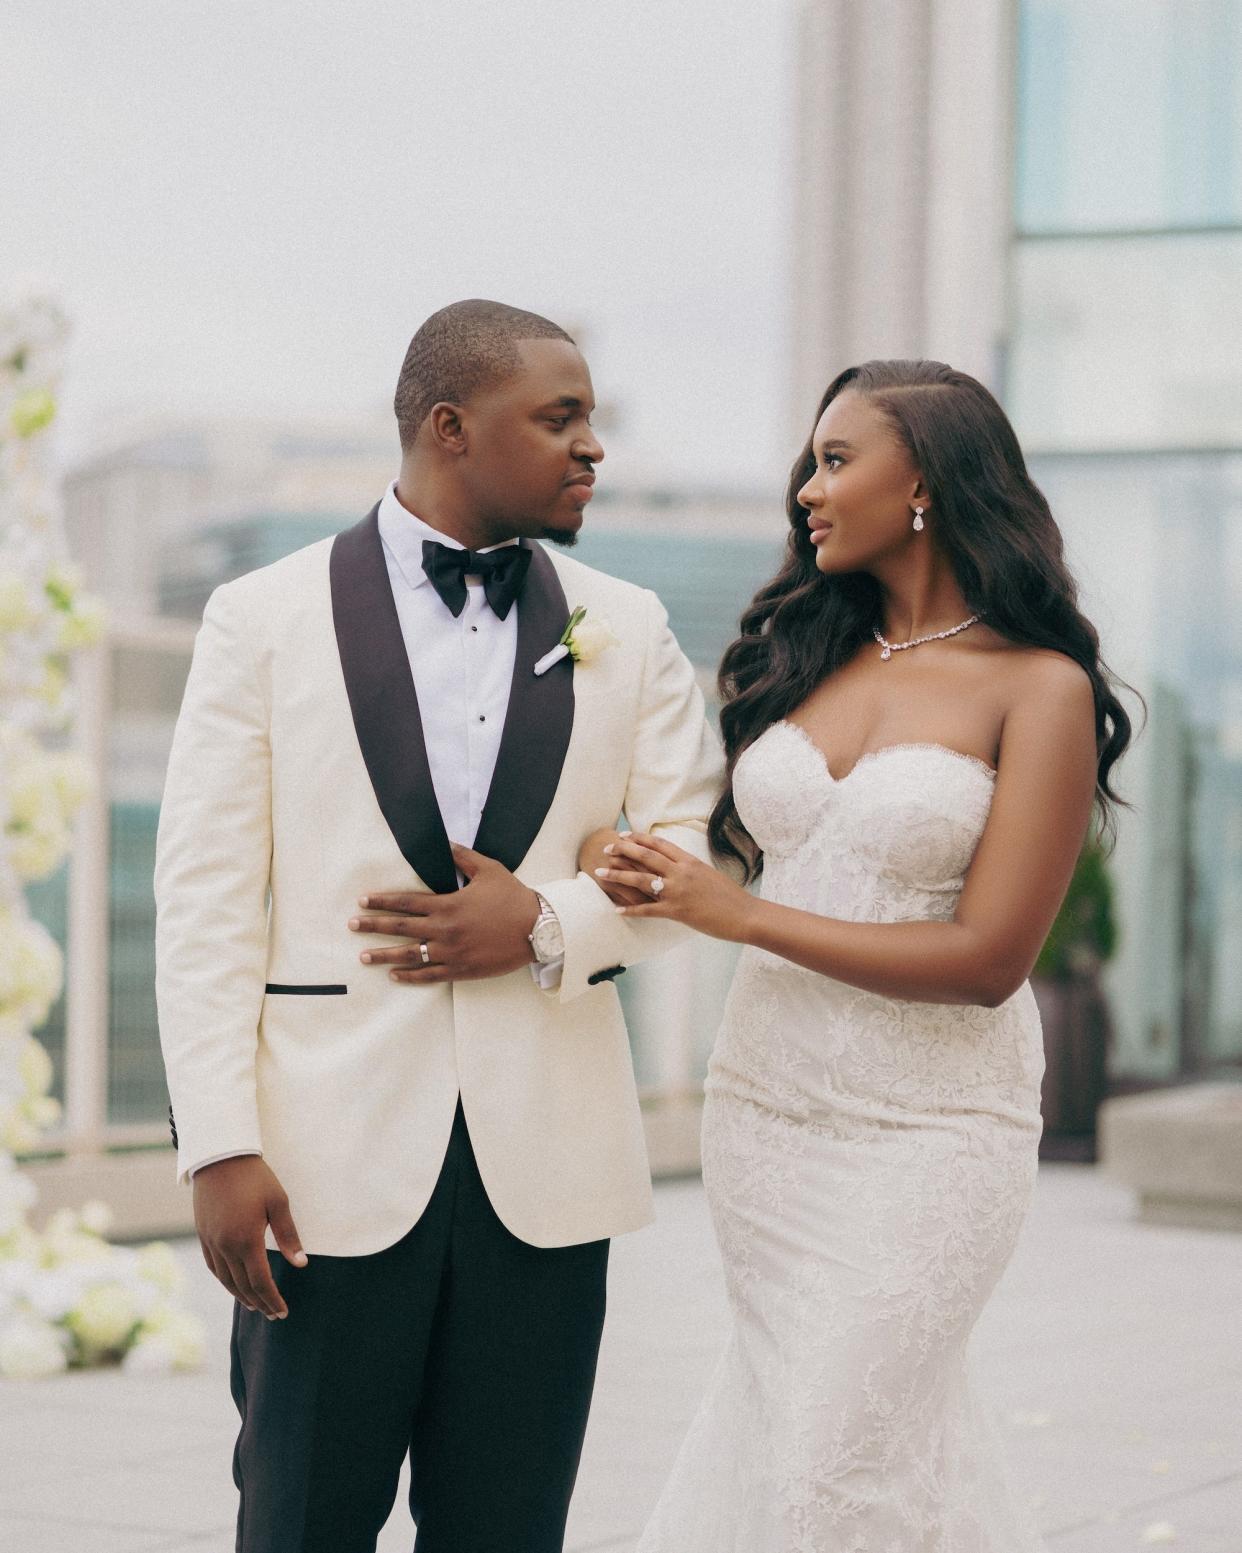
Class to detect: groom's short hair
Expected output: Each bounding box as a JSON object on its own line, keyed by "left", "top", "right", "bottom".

{"left": 394, "top": 299, "right": 575, "bottom": 449}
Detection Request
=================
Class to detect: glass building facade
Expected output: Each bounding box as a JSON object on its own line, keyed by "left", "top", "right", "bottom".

{"left": 1011, "top": 0, "right": 1242, "bottom": 1078}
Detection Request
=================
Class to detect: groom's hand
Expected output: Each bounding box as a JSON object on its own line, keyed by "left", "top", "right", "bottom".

{"left": 192, "top": 1156, "right": 307, "bottom": 1319}
{"left": 350, "top": 844, "right": 541, "bottom": 983}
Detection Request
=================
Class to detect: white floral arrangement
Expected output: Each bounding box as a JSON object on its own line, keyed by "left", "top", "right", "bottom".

{"left": 0, "top": 1196, "right": 204, "bottom": 1379}
{"left": 0, "top": 288, "right": 204, "bottom": 1380}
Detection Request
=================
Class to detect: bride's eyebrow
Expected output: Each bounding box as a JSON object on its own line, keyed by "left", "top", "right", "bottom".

{"left": 820, "top": 439, "right": 854, "bottom": 455}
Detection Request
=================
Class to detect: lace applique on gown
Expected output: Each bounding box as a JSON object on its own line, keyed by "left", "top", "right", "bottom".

{"left": 637, "top": 721, "right": 1045, "bottom": 1553}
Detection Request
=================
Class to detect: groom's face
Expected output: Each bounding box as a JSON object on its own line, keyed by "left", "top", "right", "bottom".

{"left": 459, "top": 338, "right": 604, "bottom": 546}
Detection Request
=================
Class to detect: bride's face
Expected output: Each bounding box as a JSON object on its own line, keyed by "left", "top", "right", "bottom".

{"left": 796, "top": 390, "right": 927, "bottom": 576}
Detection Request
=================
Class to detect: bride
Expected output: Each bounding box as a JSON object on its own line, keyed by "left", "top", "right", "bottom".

{"left": 582, "top": 360, "right": 1133, "bottom": 1551}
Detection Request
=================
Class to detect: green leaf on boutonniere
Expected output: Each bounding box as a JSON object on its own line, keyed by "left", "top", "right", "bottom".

{"left": 558, "top": 605, "right": 587, "bottom": 648}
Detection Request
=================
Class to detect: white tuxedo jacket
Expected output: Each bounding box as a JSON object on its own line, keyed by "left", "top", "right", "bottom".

{"left": 154, "top": 507, "right": 724, "bottom": 1253}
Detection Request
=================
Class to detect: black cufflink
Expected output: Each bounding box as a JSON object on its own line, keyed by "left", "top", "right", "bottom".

{"left": 587, "top": 965, "right": 626, "bottom": 986}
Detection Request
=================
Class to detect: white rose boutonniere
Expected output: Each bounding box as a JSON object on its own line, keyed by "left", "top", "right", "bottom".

{"left": 533, "top": 605, "right": 619, "bottom": 677}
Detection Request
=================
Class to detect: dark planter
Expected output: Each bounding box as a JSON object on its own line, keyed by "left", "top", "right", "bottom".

{"left": 1031, "top": 972, "right": 1111, "bottom": 1154}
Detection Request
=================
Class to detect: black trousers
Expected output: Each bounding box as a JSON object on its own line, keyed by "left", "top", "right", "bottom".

{"left": 230, "top": 1102, "right": 610, "bottom": 1553}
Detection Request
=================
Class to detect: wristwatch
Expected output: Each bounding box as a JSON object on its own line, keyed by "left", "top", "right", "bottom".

{"left": 528, "top": 892, "right": 565, "bottom": 963}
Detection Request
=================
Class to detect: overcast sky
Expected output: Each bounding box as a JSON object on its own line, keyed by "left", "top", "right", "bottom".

{"left": 3, "top": 0, "right": 801, "bottom": 488}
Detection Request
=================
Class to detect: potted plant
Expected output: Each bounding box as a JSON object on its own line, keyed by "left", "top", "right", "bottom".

{"left": 1031, "top": 839, "right": 1118, "bottom": 1154}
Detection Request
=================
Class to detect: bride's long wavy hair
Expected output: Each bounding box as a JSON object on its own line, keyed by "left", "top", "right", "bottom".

{"left": 708, "top": 360, "right": 1137, "bottom": 883}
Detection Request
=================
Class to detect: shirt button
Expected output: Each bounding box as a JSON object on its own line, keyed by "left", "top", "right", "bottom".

{"left": 471, "top": 626, "right": 478, "bottom": 632}
{"left": 479, "top": 714, "right": 486, "bottom": 722}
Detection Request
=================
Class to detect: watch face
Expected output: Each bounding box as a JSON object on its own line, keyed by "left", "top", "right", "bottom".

{"left": 532, "top": 917, "right": 565, "bottom": 961}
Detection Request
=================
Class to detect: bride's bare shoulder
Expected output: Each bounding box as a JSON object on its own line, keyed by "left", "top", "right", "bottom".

{"left": 993, "top": 649, "right": 1096, "bottom": 759}
{"left": 970, "top": 632, "right": 1093, "bottom": 700}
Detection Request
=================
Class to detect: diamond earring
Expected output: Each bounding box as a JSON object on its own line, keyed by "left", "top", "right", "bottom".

{"left": 913, "top": 507, "right": 925, "bottom": 532}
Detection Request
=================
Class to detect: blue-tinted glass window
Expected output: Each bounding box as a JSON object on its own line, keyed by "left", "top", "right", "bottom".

{"left": 1016, "top": 0, "right": 1242, "bottom": 234}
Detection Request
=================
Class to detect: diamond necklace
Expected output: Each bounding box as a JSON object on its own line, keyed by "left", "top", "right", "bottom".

{"left": 873, "top": 614, "right": 980, "bottom": 661}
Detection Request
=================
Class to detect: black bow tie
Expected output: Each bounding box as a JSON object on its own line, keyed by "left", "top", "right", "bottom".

{"left": 421, "top": 540, "right": 532, "bottom": 620}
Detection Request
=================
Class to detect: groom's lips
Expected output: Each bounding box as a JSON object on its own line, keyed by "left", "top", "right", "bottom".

{"left": 564, "top": 472, "right": 596, "bottom": 502}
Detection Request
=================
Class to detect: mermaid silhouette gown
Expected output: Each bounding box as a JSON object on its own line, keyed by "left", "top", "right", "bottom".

{"left": 638, "top": 721, "right": 1045, "bottom": 1552}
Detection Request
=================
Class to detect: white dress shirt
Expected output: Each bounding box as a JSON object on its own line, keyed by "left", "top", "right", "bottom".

{"left": 377, "top": 482, "right": 519, "bottom": 873}
{"left": 191, "top": 485, "right": 563, "bottom": 1174}
{"left": 376, "top": 483, "right": 563, "bottom": 987}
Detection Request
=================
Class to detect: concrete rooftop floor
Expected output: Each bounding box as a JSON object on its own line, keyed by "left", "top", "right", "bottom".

{"left": 1, "top": 1164, "right": 1240, "bottom": 1553}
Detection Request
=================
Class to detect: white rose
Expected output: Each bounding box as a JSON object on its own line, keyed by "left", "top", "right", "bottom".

{"left": 24, "top": 1265, "right": 87, "bottom": 1322}
{"left": 0, "top": 1257, "right": 37, "bottom": 1299}
{"left": 567, "top": 614, "right": 619, "bottom": 665}
{"left": 41, "top": 1225, "right": 110, "bottom": 1269}
{"left": 37, "top": 660, "right": 70, "bottom": 718}
{"left": 44, "top": 563, "right": 83, "bottom": 611}
{"left": 0, "top": 1012, "right": 29, "bottom": 1047}
{"left": 7, "top": 818, "right": 70, "bottom": 883}
{"left": 123, "top": 1332, "right": 177, "bottom": 1375}
{"left": 0, "top": 576, "right": 32, "bottom": 632}
{"left": 22, "top": 1095, "right": 61, "bottom": 1130}
{"left": 77, "top": 1199, "right": 113, "bottom": 1238}
{"left": 17, "top": 1036, "right": 53, "bottom": 1098}
{"left": 5, "top": 752, "right": 50, "bottom": 821}
{"left": 0, "top": 1312, "right": 68, "bottom": 1379}
{"left": 0, "top": 1165, "right": 37, "bottom": 1236}
{"left": 163, "top": 1310, "right": 206, "bottom": 1369}
{"left": 48, "top": 752, "right": 94, "bottom": 816}
{"left": 68, "top": 1281, "right": 138, "bottom": 1356}
{"left": 0, "top": 913, "right": 63, "bottom": 1026}
{"left": 135, "top": 1241, "right": 183, "bottom": 1296}
{"left": 0, "top": 1224, "right": 40, "bottom": 1265}
{"left": 0, "top": 1113, "right": 40, "bottom": 1154}
{"left": 57, "top": 595, "right": 106, "bottom": 650}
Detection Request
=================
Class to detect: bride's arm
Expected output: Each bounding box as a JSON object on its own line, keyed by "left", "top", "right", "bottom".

{"left": 603, "top": 656, "right": 1099, "bottom": 1008}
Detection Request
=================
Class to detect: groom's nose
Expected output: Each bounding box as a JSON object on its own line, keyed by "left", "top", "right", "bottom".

{"left": 573, "top": 426, "right": 605, "bottom": 464}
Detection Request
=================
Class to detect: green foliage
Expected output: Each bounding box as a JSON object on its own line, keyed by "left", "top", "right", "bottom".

{"left": 1034, "top": 838, "right": 1118, "bottom": 980}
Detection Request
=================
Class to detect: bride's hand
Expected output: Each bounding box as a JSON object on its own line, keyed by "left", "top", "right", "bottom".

{"left": 578, "top": 827, "right": 650, "bottom": 908}
{"left": 595, "top": 833, "right": 757, "bottom": 942}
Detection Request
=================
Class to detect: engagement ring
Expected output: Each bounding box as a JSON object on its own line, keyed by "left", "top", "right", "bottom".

{"left": 650, "top": 877, "right": 664, "bottom": 896}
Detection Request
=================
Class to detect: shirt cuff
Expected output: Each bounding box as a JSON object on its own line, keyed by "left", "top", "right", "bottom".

{"left": 529, "top": 953, "right": 565, "bottom": 991}
{"left": 189, "top": 1149, "right": 262, "bottom": 1178}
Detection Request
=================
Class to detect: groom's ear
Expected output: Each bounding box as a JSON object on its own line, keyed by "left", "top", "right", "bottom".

{"left": 426, "top": 401, "right": 467, "bottom": 456}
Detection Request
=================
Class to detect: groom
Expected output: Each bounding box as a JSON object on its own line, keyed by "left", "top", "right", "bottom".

{"left": 154, "top": 299, "right": 723, "bottom": 1552}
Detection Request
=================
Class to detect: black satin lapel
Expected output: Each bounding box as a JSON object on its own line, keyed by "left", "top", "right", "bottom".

{"left": 472, "top": 541, "right": 575, "bottom": 874}
{"left": 330, "top": 507, "right": 458, "bottom": 895}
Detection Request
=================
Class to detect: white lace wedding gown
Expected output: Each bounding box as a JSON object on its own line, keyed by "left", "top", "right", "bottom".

{"left": 638, "top": 721, "right": 1045, "bottom": 1552}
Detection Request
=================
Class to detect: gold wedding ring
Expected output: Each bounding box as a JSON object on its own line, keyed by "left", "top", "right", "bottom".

{"left": 419, "top": 940, "right": 431, "bottom": 965}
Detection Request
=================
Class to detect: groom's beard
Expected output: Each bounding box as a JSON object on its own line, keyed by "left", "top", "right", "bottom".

{"left": 540, "top": 528, "right": 580, "bottom": 548}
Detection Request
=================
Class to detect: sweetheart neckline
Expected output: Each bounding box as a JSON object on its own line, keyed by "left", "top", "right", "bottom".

{"left": 772, "top": 720, "right": 998, "bottom": 785}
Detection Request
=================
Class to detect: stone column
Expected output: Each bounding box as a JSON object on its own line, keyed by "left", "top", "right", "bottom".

{"left": 791, "top": 0, "right": 1014, "bottom": 422}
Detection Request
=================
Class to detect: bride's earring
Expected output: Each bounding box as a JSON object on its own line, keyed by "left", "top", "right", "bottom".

{"left": 913, "top": 506, "right": 925, "bottom": 532}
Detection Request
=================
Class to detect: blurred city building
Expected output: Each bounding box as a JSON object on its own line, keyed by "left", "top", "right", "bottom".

{"left": 25, "top": 0, "right": 1242, "bottom": 1226}
{"left": 795, "top": 0, "right": 1242, "bottom": 1092}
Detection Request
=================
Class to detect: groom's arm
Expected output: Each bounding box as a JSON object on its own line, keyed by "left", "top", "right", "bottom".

{"left": 535, "top": 588, "right": 725, "bottom": 1004}
{"left": 154, "top": 581, "right": 271, "bottom": 1184}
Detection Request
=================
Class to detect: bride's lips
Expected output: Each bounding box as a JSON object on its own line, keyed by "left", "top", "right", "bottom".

{"left": 809, "top": 520, "right": 833, "bottom": 543}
